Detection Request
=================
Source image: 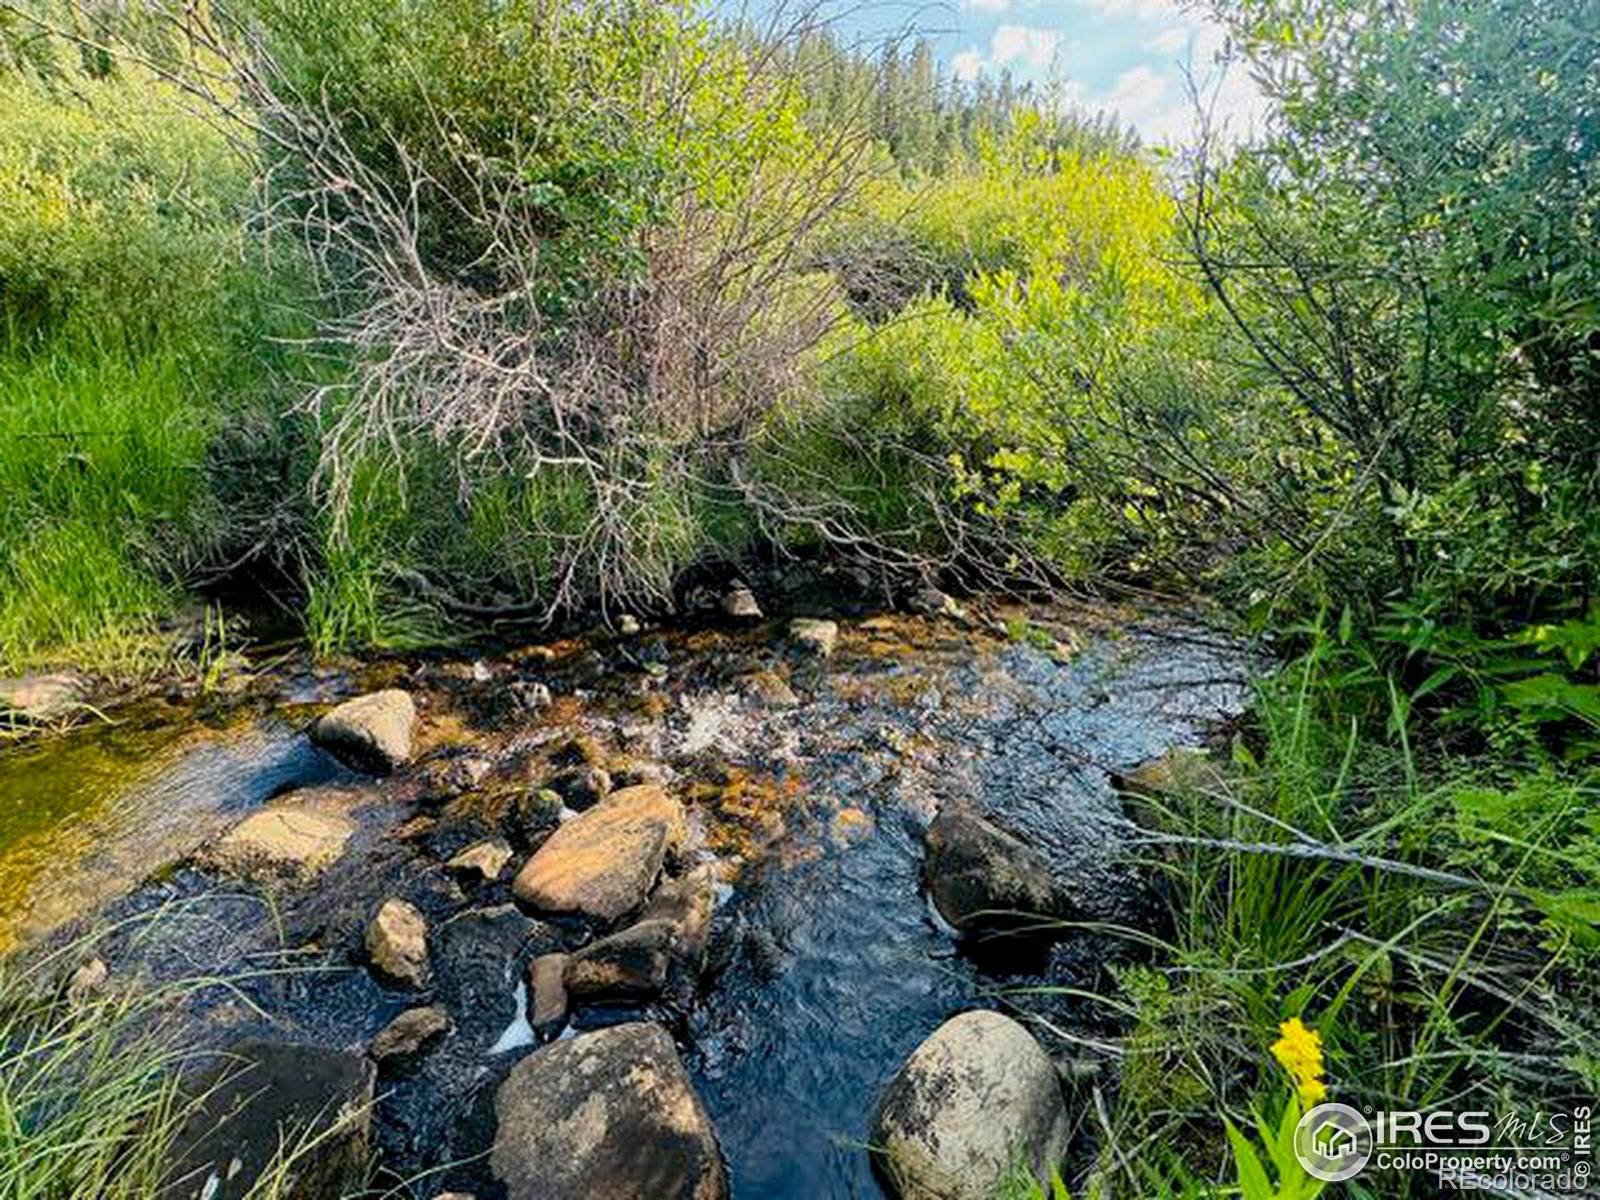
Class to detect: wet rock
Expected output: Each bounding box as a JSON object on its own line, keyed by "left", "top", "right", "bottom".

{"left": 511, "top": 787, "right": 564, "bottom": 846}
{"left": 369, "top": 1004, "right": 452, "bottom": 1065}
{"left": 446, "top": 839, "right": 513, "bottom": 883}
{"left": 563, "top": 868, "right": 715, "bottom": 1002}
{"left": 491, "top": 1022, "right": 727, "bottom": 1200}
{"left": 435, "top": 905, "right": 552, "bottom": 1050}
{"left": 165, "top": 1040, "right": 375, "bottom": 1200}
{"left": 547, "top": 764, "right": 611, "bottom": 811}
{"left": 204, "top": 805, "right": 354, "bottom": 880}
{"left": 740, "top": 669, "right": 798, "bottom": 709}
{"left": 528, "top": 952, "right": 569, "bottom": 1033}
{"left": 312, "top": 689, "right": 416, "bottom": 773}
{"left": 563, "top": 920, "right": 677, "bottom": 1001}
{"left": 922, "top": 806, "right": 1066, "bottom": 935}
{"left": 787, "top": 617, "right": 839, "bottom": 658}
{"left": 366, "top": 898, "right": 430, "bottom": 988}
{"left": 721, "top": 583, "right": 763, "bottom": 621}
{"left": 511, "top": 784, "right": 685, "bottom": 921}
{"left": 0, "top": 672, "right": 86, "bottom": 723}
{"left": 874, "top": 1011, "right": 1069, "bottom": 1200}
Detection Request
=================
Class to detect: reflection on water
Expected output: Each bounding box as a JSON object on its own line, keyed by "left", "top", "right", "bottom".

{"left": 0, "top": 706, "right": 343, "bottom": 949}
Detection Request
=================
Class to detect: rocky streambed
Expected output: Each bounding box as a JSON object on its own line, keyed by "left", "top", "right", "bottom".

{"left": 0, "top": 595, "right": 1249, "bottom": 1199}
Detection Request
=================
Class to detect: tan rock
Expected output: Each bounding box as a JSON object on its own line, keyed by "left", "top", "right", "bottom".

{"left": 511, "top": 785, "right": 684, "bottom": 921}
{"left": 205, "top": 806, "right": 355, "bottom": 879}
{"left": 527, "top": 952, "right": 569, "bottom": 1033}
{"left": 366, "top": 898, "right": 430, "bottom": 988}
{"left": 312, "top": 689, "right": 416, "bottom": 773}
{"left": 0, "top": 672, "right": 86, "bottom": 722}
{"left": 446, "top": 839, "right": 514, "bottom": 882}
{"left": 369, "top": 1004, "right": 452, "bottom": 1064}
{"left": 787, "top": 618, "right": 839, "bottom": 658}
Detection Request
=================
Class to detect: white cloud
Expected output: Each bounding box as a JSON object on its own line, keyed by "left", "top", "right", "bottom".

{"left": 990, "top": 23, "right": 1060, "bottom": 70}
{"left": 952, "top": 48, "right": 986, "bottom": 82}
{"left": 962, "top": 0, "right": 1011, "bottom": 11}
{"left": 1145, "top": 25, "right": 1192, "bottom": 55}
{"left": 1084, "top": 0, "right": 1179, "bottom": 20}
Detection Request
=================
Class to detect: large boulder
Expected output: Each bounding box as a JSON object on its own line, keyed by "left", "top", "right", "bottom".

{"left": 164, "top": 1040, "right": 375, "bottom": 1200}
{"left": 874, "top": 1011, "right": 1070, "bottom": 1200}
{"left": 922, "top": 806, "right": 1066, "bottom": 935}
{"left": 491, "top": 1022, "right": 727, "bottom": 1200}
{"left": 203, "top": 804, "right": 354, "bottom": 880}
{"left": 312, "top": 689, "right": 416, "bottom": 773}
{"left": 366, "top": 898, "right": 431, "bottom": 988}
{"left": 511, "top": 784, "right": 685, "bottom": 921}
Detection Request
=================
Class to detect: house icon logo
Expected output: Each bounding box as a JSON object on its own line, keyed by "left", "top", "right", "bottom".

{"left": 1295, "top": 1103, "right": 1374, "bottom": 1182}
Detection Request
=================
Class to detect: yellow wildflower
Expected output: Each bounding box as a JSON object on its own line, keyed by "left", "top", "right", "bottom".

{"left": 1271, "top": 1016, "right": 1328, "bottom": 1106}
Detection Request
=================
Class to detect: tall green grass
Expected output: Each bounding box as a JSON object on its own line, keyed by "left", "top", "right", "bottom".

{"left": 1054, "top": 627, "right": 1600, "bottom": 1196}
{"left": 0, "top": 66, "right": 296, "bottom": 676}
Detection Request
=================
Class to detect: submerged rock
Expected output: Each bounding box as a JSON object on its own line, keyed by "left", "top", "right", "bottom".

{"left": 511, "top": 784, "right": 685, "bottom": 921}
{"left": 165, "top": 1040, "right": 375, "bottom": 1200}
{"left": 366, "top": 898, "right": 430, "bottom": 988}
{"left": 312, "top": 689, "right": 416, "bottom": 773}
{"left": 740, "top": 669, "right": 798, "bottom": 709}
{"left": 369, "top": 1004, "right": 452, "bottom": 1066}
{"left": 787, "top": 617, "right": 839, "bottom": 658}
{"left": 922, "top": 805, "right": 1066, "bottom": 935}
{"left": 204, "top": 804, "right": 355, "bottom": 880}
{"left": 874, "top": 1011, "right": 1070, "bottom": 1200}
{"left": 491, "top": 1022, "right": 727, "bottom": 1200}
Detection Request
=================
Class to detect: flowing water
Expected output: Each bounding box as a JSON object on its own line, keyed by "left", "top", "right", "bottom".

{"left": 0, "top": 603, "right": 1249, "bottom": 1198}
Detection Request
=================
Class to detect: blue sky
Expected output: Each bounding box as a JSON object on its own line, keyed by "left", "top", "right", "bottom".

{"left": 816, "top": 0, "right": 1271, "bottom": 146}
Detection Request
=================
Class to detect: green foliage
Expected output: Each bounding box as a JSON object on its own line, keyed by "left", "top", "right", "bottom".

{"left": 1093, "top": 625, "right": 1600, "bottom": 1195}
{"left": 0, "top": 63, "right": 303, "bottom": 673}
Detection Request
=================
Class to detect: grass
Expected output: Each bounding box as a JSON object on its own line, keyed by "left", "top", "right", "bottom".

{"left": 0, "top": 919, "right": 386, "bottom": 1200}
{"left": 1041, "top": 626, "right": 1600, "bottom": 1196}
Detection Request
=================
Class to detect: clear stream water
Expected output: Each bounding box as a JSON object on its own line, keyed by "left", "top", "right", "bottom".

{"left": 0, "top": 605, "right": 1248, "bottom": 1198}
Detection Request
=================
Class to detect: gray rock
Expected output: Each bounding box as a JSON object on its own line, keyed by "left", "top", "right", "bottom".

{"left": 640, "top": 866, "right": 716, "bottom": 963}
{"left": 491, "top": 1022, "right": 727, "bottom": 1200}
{"left": 787, "top": 617, "right": 839, "bottom": 658}
{"left": 164, "top": 1040, "right": 375, "bottom": 1200}
{"left": 509, "top": 679, "right": 553, "bottom": 712}
{"left": 617, "top": 614, "right": 642, "bottom": 636}
{"left": 369, "top": 1005, "right": 452, "bottom": 1065}
{"left": 874, "top": 1011, "right": 1070, "bottom": 1200}
{"left": 720, "top": 584, "right": 763, "bottom": 621}
{"left": 366, "top": 898, "right": 430, "bottom": 988}
{"left": 312, "top": 689, "right": 416, "bottom": 773}
{"left": 923, "top": 805, "right": 1067, "bottom": 935}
